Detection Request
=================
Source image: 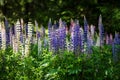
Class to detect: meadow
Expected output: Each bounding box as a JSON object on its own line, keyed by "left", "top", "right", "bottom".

{"left": 0, "top": 15, "right": 120, "bottom": 80}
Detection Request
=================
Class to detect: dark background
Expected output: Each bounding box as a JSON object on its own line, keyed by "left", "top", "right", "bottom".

{"left": 0, "top": 0, "right": 120, "bottom": 33}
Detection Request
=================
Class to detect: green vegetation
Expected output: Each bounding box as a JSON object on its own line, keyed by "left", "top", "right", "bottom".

{"left": 0, "top": 45, "right": 120, "bottom": 80}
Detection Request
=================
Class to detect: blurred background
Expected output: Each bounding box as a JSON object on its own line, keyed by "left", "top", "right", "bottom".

{"left": 0, "top": 0, "right": 120, "bottom": 33}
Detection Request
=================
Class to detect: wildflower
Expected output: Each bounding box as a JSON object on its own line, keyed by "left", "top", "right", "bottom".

{"left": 98, "top": 15, "right": 104, "bottom": 46}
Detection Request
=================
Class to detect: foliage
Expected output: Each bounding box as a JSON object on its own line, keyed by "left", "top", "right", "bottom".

{"left": 0, "top": 45, "right": 120, "bottom": 80}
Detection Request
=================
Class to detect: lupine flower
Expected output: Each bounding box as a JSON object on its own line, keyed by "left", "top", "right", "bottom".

{"left": 48, "top": 18, "right": 52, "bottom": 38}
{"left": 1, "top": 22, "right": 6, "bottom": 50}
{"left": 4, "top": 18, "right": 10, "bottom": 46}
{"left": 37, "top": 32, "right": 41, "bottom": 55}
{"left": 109, "top": 33, "right": 113, "bottom": 45}
{"left": 15, "top": 20, "right": 21, "bottom": 40}
{"left": 12, "top": 35, "right": 18, "bottom": 53}
{"left": 27, "top": 22, "right": 33, "bottom": 43}
{"left": 49, "top": 31, "right": 59, "bottom": 53}
{"left": 0, "top": 22, "right": 2, "bottom": 48}
{"left": 112, "top": 33, "right": 120, "bottom": 61}
{"left": 53, "top": 21, "right": 59, "bottom": 29}
{"left": 112, "top": 32, "right": 120, "bottom": 62}
{"left": 84, "top": 16, "right": 88, "bottom": 42}
{"left": 105, "top": 34, "right": 109, "bottom": 44}
{"left": 58, "top": 27, "right": 66, "bottom": 51}
{"left": 70, "top": 21, "right": 81, "bottom": 54}
{"left": 96, "top": 34, "right": 100, "bottom": 46}
{"left": 24, "top": 37, "right": 30, "bottom": 57}
{"left": 90, "top": 25, "right": 95, "bottom": 38}
{"left": 98, "top": 15, "right": 104, "bottom": 46}
{"left": 40, "top": 25, "right": 45, "bottom": 38}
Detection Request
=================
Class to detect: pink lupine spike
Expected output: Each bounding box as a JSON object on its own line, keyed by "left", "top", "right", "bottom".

{"left": 105, "top": 34, "right": 109, "bottom": 44}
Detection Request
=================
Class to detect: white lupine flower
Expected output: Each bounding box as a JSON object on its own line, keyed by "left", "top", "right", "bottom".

{"left": 28, "top": 22, "right": 33, "bottom": 40}
{"left": 1, "top": 22, "right": 6, "bottom": 50}
{"left": 12, "top": 35, "right": 18, "bottom": 53}
{"left": 24, "top": 38, "right": 30, "bottom": 57}
{"left": 15, "top": 20, "right": 21, "bottom": 40}
{"left": 38, "top": 38, "right": 41, "bottom": 55}
{"left": 96, "top": 35, "right": 100, "bottom": 46}
{"left": 90, "top": 25, "right": 95, "bottom": 37}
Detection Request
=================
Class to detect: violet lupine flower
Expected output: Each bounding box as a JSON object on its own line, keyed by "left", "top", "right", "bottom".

{"left": 58, "top": 26, "right": 66, "bottom": 51}
{"left": 84, "top": 16, "right": 88, "bottom": 42}
{"left": 4, "top": 18, "right": 10, "bottom": 46}
{"left": 53, "top": 21, "right": 59, "bottom": 29}
{"left": 0, "top": 22, "right": 2, "bottom": 48}
{"left": 70, "top": 22, "right": 81, "bottom": 54}
{"left": 11, "top": 24, "right": 15, "bottom": 35}
{"left": 49, "top": 31, "right": 59, "bottom": 53}
{"left": 87, "top": 33, "right": 94, "bottom": 54}
{"left": 112, "top": 32, "right": 120, "bottom": 62}
{"left": 98, "top": 15, "right": 104, "bottom": 46}
{"left": 106, "top": 34, "right": 113, "bottom": 45}
{"left": 25, "top": 24, "right": 28, "bottom": 37}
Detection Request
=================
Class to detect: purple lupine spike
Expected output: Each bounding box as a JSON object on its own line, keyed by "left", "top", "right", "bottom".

{"left": 84, "top": 16, "right": 88, "bottom": 42}
{"left": 70, "top": 22, "right": 81, "bottom": 54}
{"left": 58, "top": 26, "right": 66, "bottom": 51}
{"left": 87, "top": 35, "right": 93, "bottom": 54}
{"left": 49, "top": 31, "right": 59, "bottom": 53}
{"left": 25, "top": 23, "right": 28, "bottom": 37}
{"left": 37, "top": 31, "right": 41, "bottom": 39}
{"left": 114, "top": 32, "right": 120, "bottom": 44}
{"left": 98, "top": 15, "right": 104, "bottom": 46}
{"left": 112, "top": 32, "right": 120, "bottom": 62}
{"left": 0, "top": 22, "right": 2, "bottom": 48}
{"left": 53, "top": 21, "right": 58, "bottom": 29}
{"left": 4, "top": 18, "right": 10, "bottom": 46}
{"left": 20, "top": 32, "right": 23, "bottom": 43}
{"left": 11, "top": 24, "right": 15, "bottom": 35}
